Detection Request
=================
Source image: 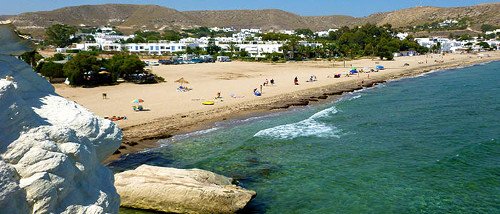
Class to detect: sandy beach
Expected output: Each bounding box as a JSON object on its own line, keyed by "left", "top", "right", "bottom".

{"left": 54, "top": 52, "right": 500, "bottom": 161}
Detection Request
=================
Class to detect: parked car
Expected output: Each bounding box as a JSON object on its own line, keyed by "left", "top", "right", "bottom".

{"left": 125, "top": 73, "right": 157, "bottom": 84}
{"left": 216, "top": 56, "right": 231, "bottom": 62}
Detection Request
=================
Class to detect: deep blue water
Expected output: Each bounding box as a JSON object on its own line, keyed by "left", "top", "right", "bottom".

{"left": 113, "top": 61, "right": 500, "bottom": 213}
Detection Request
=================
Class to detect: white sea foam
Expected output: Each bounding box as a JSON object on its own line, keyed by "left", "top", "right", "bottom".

{"left": 254, "top": 107, "right": 341, "bottom": 139}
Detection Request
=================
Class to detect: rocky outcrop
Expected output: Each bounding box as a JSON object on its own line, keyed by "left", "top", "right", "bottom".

{"left": 115, "top": 165, "right": 256, "bottom": 213}
{"left": 0, "top": 24, "right": 121, "bottom": 213}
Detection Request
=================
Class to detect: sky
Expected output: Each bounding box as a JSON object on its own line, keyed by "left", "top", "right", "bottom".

{"left": 0, "top": 0, "right": 498, "bottom": 16}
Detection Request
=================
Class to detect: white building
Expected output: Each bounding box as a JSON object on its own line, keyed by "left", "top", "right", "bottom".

{"left": 485, "top": 29, "right": 500, "bottom": 35}
{"left": 241, "top": 29, "right": 262, "bottom": 34}
{"left": 279, "top": 30, "right": 295, "bottom": 35}
{"left": 235, "top": 42, "right": 283, "bottom": 58}
{"left": 94, "top": 33, "right": 134, "bottom": 44}
{"left": 396, "top": 32, "right": 409, "bottom": 40}
{"left": 124, "top": 42, "right": 187, "bottom": 55}
{"left": 75, "top": 42, "right": 101, "bottom": 51}
{"left": 209, "top": 27, "right": 235, "bottom": 32}
{"left": 438, "top": 19, "right": 458, "bottom": 27}
{"left": 315, "top": 29, "right": 338, "bottom": 37}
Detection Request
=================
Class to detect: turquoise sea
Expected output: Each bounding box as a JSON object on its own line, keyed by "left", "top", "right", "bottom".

{"left": 113, "top": 61, "right": 500, "bottom": 213}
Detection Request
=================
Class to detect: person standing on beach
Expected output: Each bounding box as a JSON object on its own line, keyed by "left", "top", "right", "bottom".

{"left": 294, "top": 77, "right": 299, "bottom": 85}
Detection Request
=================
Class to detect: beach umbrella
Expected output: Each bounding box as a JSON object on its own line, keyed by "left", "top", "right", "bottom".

{"left": 174, "top": 77, "right": 189, "bottom": 85}
{"left": 131, "top": 98, "right": 144, "bottom": 103}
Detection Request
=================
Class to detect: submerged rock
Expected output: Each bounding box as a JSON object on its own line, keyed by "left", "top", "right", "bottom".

{"left": 115, "top": 165, "right": 256, "bottom": 213}
{"left": 0, "top": 24, "right": 121, "bottom": 213}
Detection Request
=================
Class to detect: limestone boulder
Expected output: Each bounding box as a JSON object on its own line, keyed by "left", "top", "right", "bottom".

{"left": 115, "top": 165, "right": 256, "bottom": 213}
{"left": 0, "top": 24, "right": 121, "bottom": 214}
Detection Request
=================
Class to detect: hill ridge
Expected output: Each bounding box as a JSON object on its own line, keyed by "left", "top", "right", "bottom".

{"left": 5, "top": 3, "right": 499, "bottom": 37}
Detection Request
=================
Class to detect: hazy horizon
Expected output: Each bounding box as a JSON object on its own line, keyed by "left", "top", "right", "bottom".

{"left": 1, "top": 0, "right": 499, "bottom": 17}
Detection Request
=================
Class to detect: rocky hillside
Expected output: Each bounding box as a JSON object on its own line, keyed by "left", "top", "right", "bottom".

{"left": 184, "top": 9, "right": 308, "bottom": 30}
{"left": 5, "top": 3, "right": 500, "bottom": 37}
{"left": 364, "top": 3, "right": 500, "bottom": 28}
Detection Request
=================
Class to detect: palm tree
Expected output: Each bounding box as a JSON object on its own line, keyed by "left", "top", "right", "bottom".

{"left": 283, "top": 38, "right": 299, "bottom": 60}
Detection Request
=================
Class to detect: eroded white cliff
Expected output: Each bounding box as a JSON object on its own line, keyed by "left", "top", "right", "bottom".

{"left": 0, "top": 24, "right": 121, "bottom": 214}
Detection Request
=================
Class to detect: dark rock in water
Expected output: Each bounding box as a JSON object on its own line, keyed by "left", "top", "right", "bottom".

{"left": 324, "top": 91, "right": 343, "bottom": 96}
{"left": 290, "top": 100, "right": 309, "bottom": 106}
{"left": 260, "top": 168, "right": 271, "bottom": 177}
{"left": 124, "top": 141, "right": 138, "bottom": 146}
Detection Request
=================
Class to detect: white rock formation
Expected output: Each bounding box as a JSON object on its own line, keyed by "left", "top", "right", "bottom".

{"left": 115, "top": 165, "right": 256, "bottom": 214}
{"left": 0, "top": 24, "right": 121, "bottom": 213}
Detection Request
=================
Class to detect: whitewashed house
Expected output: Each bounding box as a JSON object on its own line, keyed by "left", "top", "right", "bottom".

{"left": 124, "top": 42, "right": 187, "bottom": 55}
{"left": 236, "top": 42, "right": 283, "bottom": 58}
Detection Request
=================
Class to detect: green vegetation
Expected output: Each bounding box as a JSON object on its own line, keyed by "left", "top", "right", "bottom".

{"left": 58, "top": 52, "right": 150, "bottom": 86}
{"left": 477, "top": 41, "right": 491, "bottom": 50}
{"left": 45, "top": 24, "right": 78, "bottom": 48}
{"left": 125, "top": 31, "right": 162, "bottom": 43}
{"left": 295, "top": 28, "right": 314, "bottom": 38}
{"left": 480, "top": 24, "right": 498, "bottom": 32}
{"left": 105, "top": 53, "right": 145, "bottom": 81}
{"left": 406, "top": 18, "right": 469, "bottom": 33}
{"left": 258, "top": 24, "right": 427, "bottom": 61}
{"left": 182, "top": 27, "right": 232, "bottom": 38}
{"left": 121, "top": 27, "right": 235, "bottom": 43}
{"left": 262, "top": 32, "right": 298, "bottom": 41}
{"left": 63, "top": 53, "right": 102, "bottom": 85}
{"left": 20, "top": 51, "right": 43, "bottom": 67}
{"left": 39, "top": 62, "right": 65, "bottom": 79}
{"left": 163, "top": 30, "right": 182, "bottom": 41}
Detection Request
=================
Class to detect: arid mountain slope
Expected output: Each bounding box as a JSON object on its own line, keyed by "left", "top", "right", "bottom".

{"left": 5, "top": 3, "right": 499, "bottom": 37}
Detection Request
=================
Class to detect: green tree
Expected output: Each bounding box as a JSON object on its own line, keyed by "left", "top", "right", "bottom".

{"left": 458, "top": 34, "right": 472, "bottom": 41}
{"left": 477, "top": 42, "right": 491, "bottom": 50}
{"left": 295, "top": 28, "right": 314, "bottom": 37}
{"left": 63, "top": 53, "right": 100, "bottom": 85}
{"left": 39, "top": 61, "right": 65, "bottom": 80}
{"left": 282, "top": 38, "right": 299, "bottom": 60}
{"left": 238, "top": 50, "right": 249, "bottom": 58}
{"left": 106, "top": 53, "right": 145, "bottom": 81}
{"left": 20, "top": 51, "right": 43, "bottom": 67}
{"left": 480, "top": 24, "right": 496, "bottom": 32}
{"left": 364, "top": 43, "right": 375, "bottom": 58}
{"left": 163, "top": 30, "right": 181, "bottom": 41}
{"left": 430, "top": 42, "right": 442, "bottom": 53}
{"left": 206, "top": 45, "right": 221, "bottom": 55}
{"left": 42, "top": 53, "right": 67, "bottom": 62}
{"left": 45, "top": 24, "right": 77, "bottom": 48}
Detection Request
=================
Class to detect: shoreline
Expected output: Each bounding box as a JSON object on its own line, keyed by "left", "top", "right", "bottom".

{"left": 103, "top": 55, "right": 500, "bottom": 163}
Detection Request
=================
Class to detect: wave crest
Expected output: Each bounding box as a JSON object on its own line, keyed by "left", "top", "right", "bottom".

{"left": 254, "top": 107, "right": 341, "bottom": 139}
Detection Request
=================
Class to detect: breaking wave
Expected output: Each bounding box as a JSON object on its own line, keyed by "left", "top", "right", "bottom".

{"left": 254, "top": 106, "right": 341, "bottom": 139}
